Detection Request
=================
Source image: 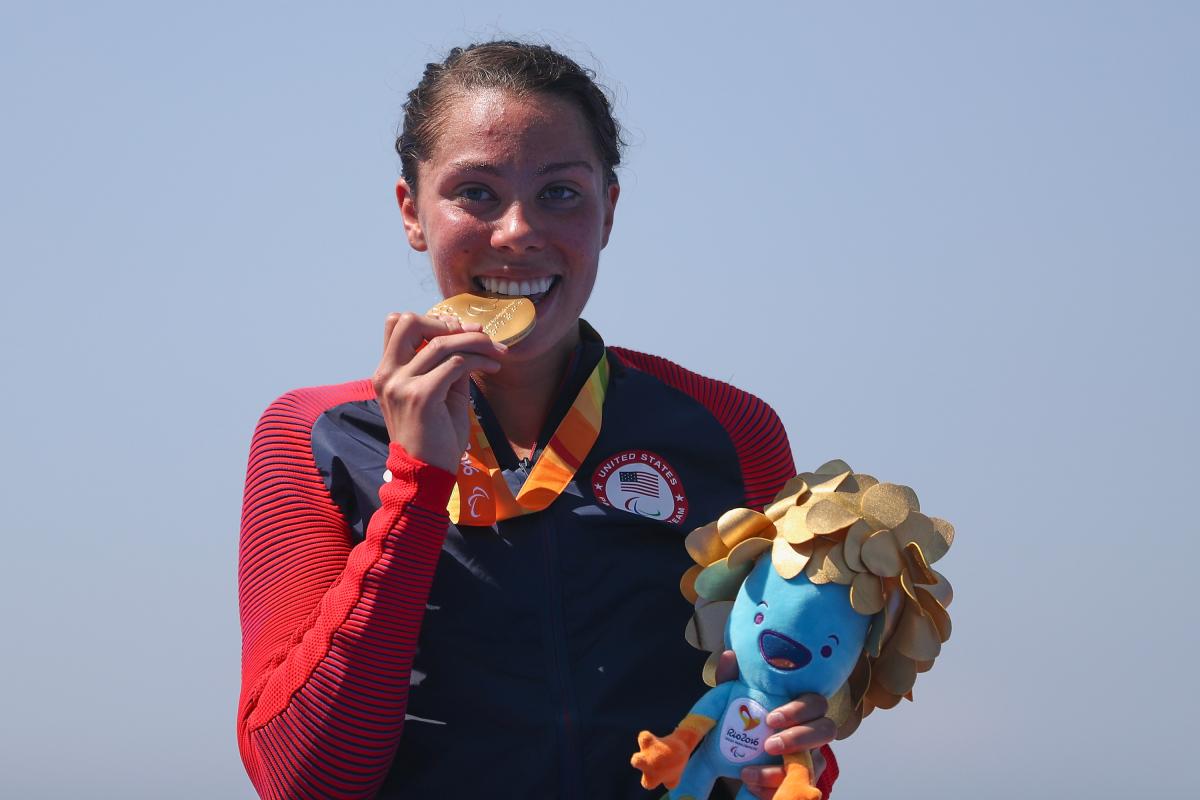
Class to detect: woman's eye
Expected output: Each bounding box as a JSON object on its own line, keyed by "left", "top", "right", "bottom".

{"left": 540, "top": 185, "right": 579, "bottom": 202}
{"left": 457, "top": 186, "right": 496, "bottom": 203}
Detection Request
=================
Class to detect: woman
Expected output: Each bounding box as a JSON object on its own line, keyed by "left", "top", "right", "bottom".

{"left": 237, "top": 41, "right": 838, "bottom": 800}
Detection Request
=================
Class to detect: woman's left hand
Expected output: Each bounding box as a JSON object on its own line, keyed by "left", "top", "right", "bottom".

{"left": 715, "top": 651, "right": 836, "bottom": 800}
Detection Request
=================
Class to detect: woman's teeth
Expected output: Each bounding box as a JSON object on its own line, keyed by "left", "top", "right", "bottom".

{"left": 478, "top": 276, "right": 554, "bottom": 297}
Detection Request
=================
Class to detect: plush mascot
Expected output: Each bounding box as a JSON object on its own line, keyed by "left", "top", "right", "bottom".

{"left": 631, "top": 461, "right": 955, "bottom": 800}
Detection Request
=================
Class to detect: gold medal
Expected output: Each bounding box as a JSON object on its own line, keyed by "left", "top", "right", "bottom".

{"left": 427, "top": 292, "right": 536, "bottom": 346}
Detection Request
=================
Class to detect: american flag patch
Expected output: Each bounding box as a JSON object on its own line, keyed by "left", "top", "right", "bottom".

{"left": 591, "top": 450, "right": 689, "bottom": 525}
{"left": 619, "top": 470, "right": 660, "bottom": 498}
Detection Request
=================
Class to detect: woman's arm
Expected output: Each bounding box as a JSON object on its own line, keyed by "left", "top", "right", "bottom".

{"left": 608, "top": 349, "right": 841, "bottom": 797}
{"left": 237, "top": 386, "right": 455, "bottom": 800}
{"left": 238, "top": 313, "right": 507, "bottom": 799}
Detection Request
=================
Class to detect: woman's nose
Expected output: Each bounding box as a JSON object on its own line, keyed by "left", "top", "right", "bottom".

{"left": 491, "top": 202, "right": 545, "bottom": 252}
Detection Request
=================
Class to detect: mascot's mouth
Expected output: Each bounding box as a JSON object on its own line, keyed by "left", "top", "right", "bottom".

{"left": 758, "top": 630, "right": 812, "bottom": 671}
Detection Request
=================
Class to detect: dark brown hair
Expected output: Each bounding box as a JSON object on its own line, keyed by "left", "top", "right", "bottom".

{"left": 395, "top": 41, "right": 623, "bottom": 192}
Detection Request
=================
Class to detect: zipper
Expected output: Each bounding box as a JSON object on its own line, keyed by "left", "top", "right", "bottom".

{"left": 537, "top": 511, "right": 582, "bottom": 799}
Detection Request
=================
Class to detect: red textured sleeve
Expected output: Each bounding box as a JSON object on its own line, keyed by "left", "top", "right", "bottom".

{"left": 817, "top": 743, "right": 839, "bottom": 798}
{"left": 236, "top": 385, "right": 455, "bottom": 799}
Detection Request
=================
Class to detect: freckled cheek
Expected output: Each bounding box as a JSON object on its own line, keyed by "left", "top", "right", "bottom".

{"left": 429, "top": 223, "right": 490, "bottom": 265}
{"left": 554, "top": 230, "right": 605, "bottom": 267}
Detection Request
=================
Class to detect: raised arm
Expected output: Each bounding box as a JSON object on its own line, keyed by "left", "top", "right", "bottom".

{"left": 238, "top": 313, "right": 507, "bottom": 799}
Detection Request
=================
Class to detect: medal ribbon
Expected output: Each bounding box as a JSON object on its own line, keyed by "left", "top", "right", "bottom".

{"left": 448, "top": 353, "right": 610, "bottom": 525}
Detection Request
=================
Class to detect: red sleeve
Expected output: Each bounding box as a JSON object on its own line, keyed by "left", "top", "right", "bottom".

{"left": 236, "top": 384, "right": 455, "bottom": 799}
{"left": 610, "top": 348, "right": 842, "bottom": 796}
{"left": 817, "top": 743, "right": 839, "bottom": 798}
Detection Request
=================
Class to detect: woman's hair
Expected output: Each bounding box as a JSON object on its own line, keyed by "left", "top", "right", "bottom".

{"left": 396, "top": 41, "right": 623, "bottom": 192}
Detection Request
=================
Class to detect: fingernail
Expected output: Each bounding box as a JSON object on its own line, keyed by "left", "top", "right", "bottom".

{"left": 767, "top": 712, "right": 785, "bottom": 727}
{"left": 493, "top": 342, "right": 508, "bottom": 352}
{"left": 765, "top": 736, "right": 783, "bottom": 755}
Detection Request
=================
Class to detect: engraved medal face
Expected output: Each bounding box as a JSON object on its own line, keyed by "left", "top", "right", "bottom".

{"left": 427, "top": 292, "right": 536, "bottom": 346}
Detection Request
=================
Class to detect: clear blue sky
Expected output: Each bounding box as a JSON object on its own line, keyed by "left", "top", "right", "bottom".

{"left": 1, "top": 2, "right": 1196, "bottom": 797}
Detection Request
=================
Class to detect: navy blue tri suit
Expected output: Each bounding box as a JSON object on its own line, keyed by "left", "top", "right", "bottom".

{"left": 236, "top": 323, "right": 837, "bottom": 799}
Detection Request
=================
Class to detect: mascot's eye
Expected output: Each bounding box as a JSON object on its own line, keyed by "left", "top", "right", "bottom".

{"left": 820, "top": 634, "right": 839, "bottom": 658}
{"left": 753, "top": 613, "right": 764, "bottom": 625}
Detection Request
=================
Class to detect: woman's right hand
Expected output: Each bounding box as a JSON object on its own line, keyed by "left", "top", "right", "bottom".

{"left": 372, "top": 312, "right": 507, "bottom": 474}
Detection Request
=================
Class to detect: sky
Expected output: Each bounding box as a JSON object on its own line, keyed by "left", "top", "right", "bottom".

{"left": 1, "top": 1, "right": 1197, "bottom": 798}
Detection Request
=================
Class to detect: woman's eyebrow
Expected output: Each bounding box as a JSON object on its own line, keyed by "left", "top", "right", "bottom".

{"left": 535, "top": 160, "right": 594, "bottom": 175}
{"left": 448, "top": 160, "right": 502, "bottom": 175}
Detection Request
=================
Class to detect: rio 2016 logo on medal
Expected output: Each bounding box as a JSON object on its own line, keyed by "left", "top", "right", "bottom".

{"left": 591, "top": 450, "right": 689, "bottom": 524}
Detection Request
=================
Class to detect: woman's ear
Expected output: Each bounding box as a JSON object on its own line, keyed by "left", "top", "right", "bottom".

{"left": 395, "top": 179, "right": 427, "bottom": 251}
{"left": 600, "top": 181, "right": 620, "bottom": 248}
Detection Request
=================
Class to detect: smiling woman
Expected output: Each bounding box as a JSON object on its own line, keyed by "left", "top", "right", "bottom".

{"left": 235, "top": 41, "right": 838, "bottom": 800}
{"left": 395, "top": 88, "right": 619, "bottom": 390}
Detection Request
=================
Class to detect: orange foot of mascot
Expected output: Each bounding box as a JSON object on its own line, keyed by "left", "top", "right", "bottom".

{"left": 772, "top": 754, "right": 823, "bottom": 800}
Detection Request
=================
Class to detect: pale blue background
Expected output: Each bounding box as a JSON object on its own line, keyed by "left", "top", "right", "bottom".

{"left": 1, "top": 1, "right": 1196, "bottom": 798}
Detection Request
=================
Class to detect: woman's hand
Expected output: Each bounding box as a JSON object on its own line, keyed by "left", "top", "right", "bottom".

{"left": 715, "top": 651, "right": 836, "bottom": 800}
{"left": 372, "top": 312, "right": 506, "bottom": 473}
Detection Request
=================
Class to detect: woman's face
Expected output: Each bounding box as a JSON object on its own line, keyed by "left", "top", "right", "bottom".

{"left": 397, "top": 89, "right": 620, "bottom": 364}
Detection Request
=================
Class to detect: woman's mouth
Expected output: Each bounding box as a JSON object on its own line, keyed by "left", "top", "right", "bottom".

{"left": 475, "top": 275, "right": 559, "bottom": 304}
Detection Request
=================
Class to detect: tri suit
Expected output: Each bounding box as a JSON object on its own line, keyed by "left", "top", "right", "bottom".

{"left": 236, "top": 325, "right": 839, "bottom": 799}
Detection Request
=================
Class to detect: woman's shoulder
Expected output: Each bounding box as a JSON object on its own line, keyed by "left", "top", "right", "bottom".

{"left": 252, "top": 378, "right": 377, "bottom": 438}
{"left": 607, "top": 345, "right": 794, "bottom": 508}
{"left": 607, "top": 345, "right": 780, "bottom": 420}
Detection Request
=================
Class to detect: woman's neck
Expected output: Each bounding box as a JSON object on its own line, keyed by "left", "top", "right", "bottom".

{"left": 472, "top": 334, "right": 578, "bottom": 461}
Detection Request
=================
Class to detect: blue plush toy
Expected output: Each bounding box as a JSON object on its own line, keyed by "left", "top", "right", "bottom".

{"left": 632, "top": 462, "right": 955, "bottom": 800}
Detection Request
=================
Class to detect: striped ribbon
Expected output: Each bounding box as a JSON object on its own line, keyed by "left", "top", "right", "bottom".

{"left": 448, "top": 353, "right": 610, "bottom": 525}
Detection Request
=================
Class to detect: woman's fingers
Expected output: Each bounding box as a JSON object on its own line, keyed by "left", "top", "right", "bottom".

{"left": 372, "top": 310, "right": 505, "bottom": 471}
{"left": 374, "top": 349, "right": 501, "bottom": 472}
{"left": 377, "top": 351, "right": 502, "bottom": 413}
{"left": 383, "top": 312, "right": 403, "bottom": 350}
{"left": 761, "top": 693, "right": 835, "bottom": 755}
{"left": 419, "top": 352, "right": 503, "bottom": 395}
{"left": 378, "top": 312, "right": 464, "bottom": 370}
{"left": 762, "top": 720, "right": 836, "bottom": 755}
{"left": 742, "top": 747, "right": 827, "bottom": 798}
{"left": 714, "top": 654, "right": 834, "bottom": 760}
{"left": 403, "top": 330, "right": 507, "bottom": 377}
{"left": 740, "top": 764, "right": 784, "bottom": 797}
{"left": 765, "top": 694, "right": 828, "bottom": 729}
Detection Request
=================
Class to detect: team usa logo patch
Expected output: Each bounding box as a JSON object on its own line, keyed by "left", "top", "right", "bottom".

{"left": 591, "top": 450, "right": 689, "bottom": 524}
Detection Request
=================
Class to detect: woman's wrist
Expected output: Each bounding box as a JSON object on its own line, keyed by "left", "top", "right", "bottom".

{"left": 380, "top": 441, "right": 458, "bottom": 511}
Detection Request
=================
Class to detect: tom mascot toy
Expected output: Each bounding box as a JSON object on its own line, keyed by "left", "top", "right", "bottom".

{"left": 631, "top": 461, "right": 956, "bottom": 800}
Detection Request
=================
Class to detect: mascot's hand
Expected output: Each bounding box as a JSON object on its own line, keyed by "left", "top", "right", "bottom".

{"left": 631, "top": 727, "right": 703, "bottom": 789}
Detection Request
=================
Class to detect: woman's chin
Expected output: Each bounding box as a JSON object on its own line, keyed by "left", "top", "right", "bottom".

{"left": 513, "top": 291, "right": 581, "bottom": 356}
{"left": 503, "top": 322, "right": 578, "bottom": 365}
